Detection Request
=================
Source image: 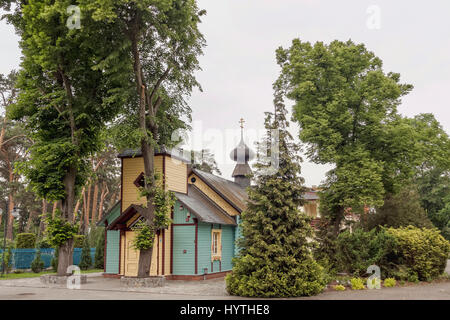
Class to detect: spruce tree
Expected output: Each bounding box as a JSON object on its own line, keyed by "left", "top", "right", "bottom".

{"left": 226, "top": 84, "right": 327, "bottom": 297}
{"left": 94, "top": 231, "right": 105, "bottom": 269}
{"left": 31, "top": 249, "right": 45, "bottom": 273}
{"left": 78, "top": 238, "right": 92, "bottom": 271}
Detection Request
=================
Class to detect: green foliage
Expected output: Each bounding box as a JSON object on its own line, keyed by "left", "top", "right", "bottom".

{"left": 78, "top": 238, "right": 92, "bottom": 270}
{"left": 94, "top": 231, "right": 105, "bottom": 269}
{"left": 277, "top": 38, "right": 449, "bottom": 235}
{"left": 139, "top": 172, "right": 174, "bottom": 231}
{"left": 190, "top": 149, "right": 221, "bottom": 175}
{"left": 367, "top": 185, "right": 433, "bottom": 230}
{"left": 383, "top": 278, "right": 397, "bottom": 287}
{"left": 37, "top": 238, "right": 52, "bottom": 249}
{"left": 15, "top": 233, "right": 36, "bottom": 249}
{"left": 416, "top": 167, "right": 450, "bottom": 240}
{"left": 226, "top": 89, "right": 327, "bottom": 298}
{"left": 386, "top": 226, "right": 450, "bottom": 281}
{"left": 334, "top": 284, "right": 346, "bottom": 291}
{"left": 44, "top": 212, "right": 78, "bottom": 247}
{"left": 132, "top": 220, "right": 155, "bottom": 251}
{"left": 31, "top": 249, "right": 44, "bottom": 273}
{"left": 335, "top": 228, "right": 397, "bottom": 277}
{"left": 0, "top": 245, "right": 13, "bottom": 273}
{"left": 350, "top": 278, "right": 365, "bottom": 290}
{"left": 73, "top": 235, "right": 85, "bottom": 248}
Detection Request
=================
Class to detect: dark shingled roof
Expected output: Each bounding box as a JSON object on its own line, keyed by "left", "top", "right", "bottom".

{"left": 174, "top": 185, "right": 237, "bottom": 226}
{"left": 118, "top": 146, "right": 190, "bottom": 163}
{"left": 192, "top": 169, "right": 248, "bottom": 213}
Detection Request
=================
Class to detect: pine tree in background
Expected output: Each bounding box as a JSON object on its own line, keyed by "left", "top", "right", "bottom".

{"left": 94, "top": 231, "right": 105, "bottom": 269}
{"left": 78, "top": 238, "right": 92, "bottom": 270}
{"left": 226, "top": 83, "right": 327, "bottom": 297}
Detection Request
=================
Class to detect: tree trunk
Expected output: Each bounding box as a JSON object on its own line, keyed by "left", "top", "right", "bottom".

{"left": 58, "top": 165, "right": 77, "bottom": 276}
{"left": 85, "top": 183, "right": 92, "bottom": 229}
{"left": 52, "top": 201, "right": 58, "bottom": 218}
{"left": 39, "top": 200, "right": 47, "bottom": 236}
{"left": 6, "top": 194, "right": 14, "bottom": 240}
{"left": 98, "top": 183, "right": 109, "bottom": 221}
{"left": 91, "top": 183, "right": 99, "bottom": 224}
{"left": 73, "top": 187, "right": 84, "bottom": 224}
{"left": 57, "top": 238, "right": 74, "bottom": 276}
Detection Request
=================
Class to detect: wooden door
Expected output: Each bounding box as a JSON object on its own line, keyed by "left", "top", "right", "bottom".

{"left": 124, "top": 231, "right": 139, "bottom": 277}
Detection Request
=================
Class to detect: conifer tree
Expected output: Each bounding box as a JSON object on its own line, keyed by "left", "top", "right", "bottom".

{"left": 94, "top": 231, "right": 105, "bottom": 269}
{"left": 78, "top": 238, "right": 92, "bottom": 270}
{"left": 226, "top": 83, "right": 327, "bottom": 298}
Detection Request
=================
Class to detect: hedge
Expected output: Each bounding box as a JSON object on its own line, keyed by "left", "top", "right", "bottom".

{"left": 335, "top": 226, "right": 450, "bottom": 281}
{"left": 386, "top": 226, "right": 450, "bottom": 281}
{"left": 15, "top": 233, "right": 37, "bottom": 249}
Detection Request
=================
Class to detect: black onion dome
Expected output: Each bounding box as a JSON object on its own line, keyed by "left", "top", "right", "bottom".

{"left": 229, "top": 138, "right": 255, "bottom": 164}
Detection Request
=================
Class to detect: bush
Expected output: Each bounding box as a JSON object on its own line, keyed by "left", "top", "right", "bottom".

{"left": 37, "top": 238, "right": 52, "bottom": 249}
{"left": 350, "top": 278, "right": 365, "bottom": 290}
{"left": 78, "top": 238, "right": 92, "bottom": 270}
{"left": 334, "top": 284, "right": 346, "bottom": 291}
{"left": 383, "top": 278, "right": 396, "bottom": 287}
{"left": 31, "top": 249, "right": 45, "bottom": 273}
{"left": 94, "top": 231, "right": 105, "bottom": 269}
{"left": 386, "top": 226, "right": 450, "bottom": 281}
{"left": 335, "top": 228, "right": 397, "bottom": 277}
{"left": 73, "top": 235, "right": 85, "bottom": 248}
{"left": 15, "top": 233, "right": 36, "bottom": 249}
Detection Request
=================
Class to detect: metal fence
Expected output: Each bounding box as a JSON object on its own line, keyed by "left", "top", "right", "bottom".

{"left": 0, "top": 248, "right": 96, "bottom": 270}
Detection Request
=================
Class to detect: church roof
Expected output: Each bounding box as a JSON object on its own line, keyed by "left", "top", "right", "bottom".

{"left": 117, "top": 146, "right": 190, "bottom": 163}
{"left": 174, "top": 185, "right": 237, "bottom": 226}
{"left": 192, "top": 169, "right": 248, "bottom": 213}
{"left": 229, "top": 138, "right": 255, "bottom": 164}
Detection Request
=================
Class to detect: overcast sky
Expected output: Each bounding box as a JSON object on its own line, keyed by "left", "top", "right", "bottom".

{"left": 1, "top": 0, "right": 449, "bottom": 186}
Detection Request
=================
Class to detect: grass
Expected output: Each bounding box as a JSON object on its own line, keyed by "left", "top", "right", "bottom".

{"left": 0, "top": 268, "right": 103, "bottom": 280}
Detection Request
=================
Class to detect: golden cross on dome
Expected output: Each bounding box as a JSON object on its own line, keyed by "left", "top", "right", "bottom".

{"left": 239, "top": 118, "right": 245, "bottom": 129}
{"left": 239, "top": 118, "right": 245, "bottom": 139}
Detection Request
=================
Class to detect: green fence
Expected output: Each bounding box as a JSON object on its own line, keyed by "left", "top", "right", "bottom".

{"left": 0, "top": 248, "right": 96, "bottom": 270}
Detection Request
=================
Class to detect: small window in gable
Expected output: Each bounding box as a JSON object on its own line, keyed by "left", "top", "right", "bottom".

{"left": 134, "top": 172, "right": 145, "bottom": 188}
{"left": 211, "top": 229, "right": 222, "bottom": 261}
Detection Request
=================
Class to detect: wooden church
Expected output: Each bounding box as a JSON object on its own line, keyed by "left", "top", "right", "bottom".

{"left": 98, "top": 127, "right": 255, "bottom": 280}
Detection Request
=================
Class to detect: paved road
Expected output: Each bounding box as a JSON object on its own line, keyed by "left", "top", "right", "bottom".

{"left": 0, "top": 260, "right": 448, "bottom": 300}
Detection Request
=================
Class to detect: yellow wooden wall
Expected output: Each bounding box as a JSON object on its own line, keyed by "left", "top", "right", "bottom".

{"left": 119, "top": 154, "right": 187, "bottom": 276}
{"left": 165, "top": 157, "right": 188, "bottom": 193}
{"left": 188, "top": 173, "right": 240, "bottom": 216}
{"left": 122, "top": 155, "right": 187, "bottom": 211}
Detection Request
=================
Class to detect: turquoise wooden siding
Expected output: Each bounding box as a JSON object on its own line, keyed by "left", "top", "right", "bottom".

{"left": 234, "top": 215, "right": 242, "bottom": 256}
{"left": 221, "top": 225, "right": 235, "bottom": 271}
{"left": 197, "top": 222, "right": 211, "bottom": 274}
{"left": 105, "top": 230, "right": 120, "bottom": 274}
{"left": 173, "top": 200, "right": 195, "bottom": 224}
{"left": 172, "top": 201, "right": 237, "bottom": 275}
{"left": 172, "top": 225, "right": 196, "bottom": 275}
{"left": 102, "top": 201, "right": 121, "bottom": 274}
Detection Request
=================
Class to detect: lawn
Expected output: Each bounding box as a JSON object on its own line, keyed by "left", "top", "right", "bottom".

{"left": 0, "top": 269, "right": 103, "bottom": 280}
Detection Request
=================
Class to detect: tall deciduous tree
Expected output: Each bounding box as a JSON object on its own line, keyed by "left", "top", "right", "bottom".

{"left": 85, "top": 0, "right": 205, "bottom": 277}
{"left": 2, "top": 0, "right": 130, "bottom": 275}
{"left": 226, "top": 84, "right": 326, "bottom": 297}
{"left": 276, "top": 39, "right": 424, "bottom": 234}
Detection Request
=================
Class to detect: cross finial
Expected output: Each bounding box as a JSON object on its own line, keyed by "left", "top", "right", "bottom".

{"left": 239, "top": 118, "right": 245, "bottom": 140}
{"left": 239, "top": 118, "right": 245, "bottom": 129}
